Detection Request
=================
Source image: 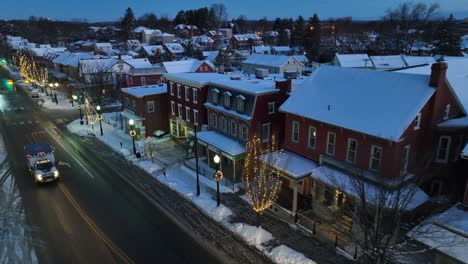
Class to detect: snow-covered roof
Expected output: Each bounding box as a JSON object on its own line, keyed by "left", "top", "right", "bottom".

{"left": 252, "top": 46, "right": 271, "bottom": 54}
{"left": 164, "top": 73, "right": 227, "bottom": 86}
{"left": 272, "top": 46, "right": 291, "bottom": 52}
{"left": 402, "top": 55, "right": 435, "bottom": 67}
{"left": 280, "top": 66, "right": 435, "bottom": 141}
{"left": 204, "top": 102, "right": 252, "bottom": 121}
{"left": 370, "top": 55, "right": 406, "bottom": 70}
{"left": 121, "top": 84, "right": 167, "bottom": 98}
{"left": 133, "top": 26, "right": 149, "bottom": 33}
{"left": 292, "top": 55, "right": 309, "bottom": 64}
{"left": 128, "top": 67, "right": 166, "bottom": 76}
{"left": 398, "top": 59, "right": 468, "bottom": 113}
{"left": 52, "top": 52, "right": 95, "bottom": 67}
{"left": 196, "top": 131, "right": 246, "bottom": 156}
{"left": 335, "top": 53, "right": 373, "bottom": 68}
{"left": 210, "top": 78, "right": 278, "bottom": 95}
{"left": 260, "top": 150, "right": 318, "bottom": 180}
{"left": 437, "top": 116, "right": 468, "bottom": 128}
{"left": 243, "top": 54, "right": 302, "bottom": 68}
{"left": 164, "top": 43, "right": 185, "bottom": 54}
{"left": 79, "top": 58, "right": 118, "bottom": 73}
{"left": 142, "top": 45, "right": 165, "bottom": 56}
{"left": 192, "top": 35, "right": 214, "bottom": 43}
{"left": 204, "top": 51, "right": 219, "bottom": 62}
{"left": 123, "top": 58, "right": 152, "bottom": 68}
{"left": 95, "top": 42, "right": 112, "bottom": 48}
{"left": 312, "top": 165, "right": 429, "bottom": 209}
{"left": 409, "top": 203, "right": 468, "bottom": 263}
{"left": 233, "top": 34, "right": 249, "bottom": 41}
{"left": 162, "top": 60, "right": 212, "bottom": 73}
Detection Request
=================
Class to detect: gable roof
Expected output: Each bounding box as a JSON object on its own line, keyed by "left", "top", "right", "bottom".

{"left": 142, "top": 45, "right": 165, "bottom": 56}
{"left": 398, "top": 59, "right": 468, "bottom": 114}
{"left": 164, "top": 43, "right": 185, "bottom": 54}
{"left": 123, "top": 58, "right": 152, "bottom": 68}
{"left": 243, "top": 54, "right": 302, "bottom": 68}
{"left": 402, "top": 55, "right": 435, "bottom": 67}
{"left": 162, "top": 60, "right": 213, "bottom": 73}
{"left": 79, "top": 58, "right": 119, "bottom": 73}
{"left": 279, "top": 66, "right": 435, "bottom": 141}
{"left": 52, "top": 52, "right": 95, "bottom": 67}
{"left": 122, "top": 84, "right": 167, "bottom": 98}
{"left": 370, "top": 55, "right": 406, "bottom": 70}
{"left": 335, "top": 53, "right": 373, "bottom": 68}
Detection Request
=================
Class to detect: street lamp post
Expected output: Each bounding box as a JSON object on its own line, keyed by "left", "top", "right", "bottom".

{"left": 78, "top": 105, "right": 83, "bottom": 125}
{"left": 72, "top": 95, "right": 77, "bottom": 107}
{"left": 47, "top": 83, "right": 52, "bottom": 96}
{"left": 129, "top": 119, "right": 136, "bottom": 155}
{"left": 53, "top": 82, "right": 58, "bottom": 105}
{"left": 213, "top": 154, "right": 223, "bottom": 207}
{"left": 96, "top": 105, "right": 103, "bottom": 136}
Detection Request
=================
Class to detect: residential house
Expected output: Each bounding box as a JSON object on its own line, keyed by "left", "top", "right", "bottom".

{"left": 174, "top": 24, "right": 200, "bottom": 38}
{"left": 242, "top": 54, "right": 303, "bottom": 75}
{"left": 133, "top": 27, "right": 162, "bottom": 43}
{"left": 197, "top": 76, "right": 291, "bottom": 186}
{"left": 332, "top": 53, "right": 374, "bottom": 69}
{"left": 272, "top": 46, "right": 291, "bottom": 55}
{"left": 152, "top": 33, "right": 176, "bottom": 45}
{"left": 94, "top": 43, "right": 113, "bottom": 53}
{"left": 230, "top": 34, "right": 263, "bottom": 50}
{"left": 121, "top": 84, "right": 169, "bottom": 138}
{"left": 370, "top": 55, "right": 406, "bottom": 71}
{"left": 52, "top": 51, "right": 95, "bottom": 80}
{"left": 141, "top": 45, "right": 165, "bottom": 62}
{"left": 127, "top": 66, "right": 166, "bottom": 87}
{"left": 162, "top": 60, "right": 215, "bottom": 74}
{"left": 191, "top": 35, "right": 214, "bottom": 50}
{"left": 252, "top": 46, "right": 271, "bottom": 55}
{"left": 206, "top": 30, "right": 223, "bottom": 40}
{"left": 163, "top": 43, "right": 185, "bottom": 60}
{"left": 126, "top": 39, "right": 141, "bottom": 50}
{"left": 276, "top": 63, "right": 460, "bottom": 228}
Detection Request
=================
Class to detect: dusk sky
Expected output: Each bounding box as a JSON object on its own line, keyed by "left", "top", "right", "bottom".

{"left": 2, "top": 0, "right": 468, "bottom": 22}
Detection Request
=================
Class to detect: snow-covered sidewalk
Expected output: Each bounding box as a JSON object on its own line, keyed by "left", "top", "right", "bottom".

{"left": 67, "top": 113, "right": 316, "bottom": 264}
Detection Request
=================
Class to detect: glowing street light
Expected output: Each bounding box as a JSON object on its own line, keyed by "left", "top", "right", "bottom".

{"left": 96, "top": 105, "right": 103, "bottom": 136}
{"left": 77, "top": 105, "right": 83, "bottom": 125}
{"left": 213, "top": 154, "right": 223, "bottom": 207}
{"left": 129, "top": 119, "right": 137, "bottom": 155}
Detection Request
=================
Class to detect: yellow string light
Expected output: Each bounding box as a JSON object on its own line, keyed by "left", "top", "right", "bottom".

{"left": 242, "top": 135, "right": 283, "bottom": 213}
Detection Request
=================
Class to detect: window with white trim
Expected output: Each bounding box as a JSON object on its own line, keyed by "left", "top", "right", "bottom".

{"left": 224, "top": 92, "right": 231, "bottom": 108}
{"left": 241, "top": 125, "right": 248, "bottom": 141}
{"left": 219, "top": 116, "right": 226, "bottom": 132}
{"left": 210, "top": 112, "right": 218, "bottom": 128}
{"left": 146, "top": 101, "right": 155, "bottom": 113}
{"left": 237, "top": 95, "right": 245, "bottom": 112}
{"left": 185, "top": 106, "right": 190, "bottom": 122}
{"left": 170, "top": 82, "right": 174, "bottom": 96}
{"left": 436, "top": 136, "right": 451, "bottom": 163}
{"left": 262, "top": 123, "right": 271, "bottom": 143}
{"left": 414, "top": 113, "right": 421, "bottom": 130}
{"left": 443, "top": 104, "right": 450, "bottom": 120}
{"left": 308, "top": 126, "right": 316, "bottom": 149}
{"left": 141, "top": 76, "right": 146, "bottom": 85}
{"left": 230, "top": 120, "right": 237, "bottom": 136}
{"left": 401, "top": 145, "right": 410, "bottom": 175}
{"left": 193, "top": 110, "right": 199, "bottom": 125}
{"left": 185, "top": 86, "right": 190, "bottom": 101}
{"left": 177, "top": 84, "right": 181, "bottom": 99}
{"left": 170, "top": 101, "right": 175, "bottom": 115}
{"left": 369, "top": 145, "right": 382, "bottom": 171}
{"left": 192, "top": 88, "right": 198, "bottom": 104}
{"left": 346, "top": 138, "right": 357, "bottom": 164}
{"left": 326, "top": 132, "right": 336, "bottom": 156}
{"left": 268, "top": 102, "right": 275, "bottom": 114}
{"left": 292, "top": 121, "right": 299, "bottom": 143}
{"left": 212, "top": 89, "right": 219, "bottom": 104}
{"left": 177, "top": 104, "right": 182, "bottom": 118}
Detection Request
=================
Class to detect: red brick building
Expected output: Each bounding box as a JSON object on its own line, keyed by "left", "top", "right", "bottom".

{"left": 121, "top": 84, "right": 169, "bottom": 138}
{"left": 126, "top": 67, "right": 166, "bottom": 87}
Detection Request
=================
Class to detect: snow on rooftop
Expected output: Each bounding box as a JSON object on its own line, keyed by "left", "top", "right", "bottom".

{"left": 53, "top": 51, "right": 94, "bottom": 67}
{"left": 95, "top": 42, "right": 112, "bottom": 47}
{"left": 370, "top": 55, "right": 406, "bottom": 69}
{"left": 409, "top": 203, "right": 468, "bottom": 263}
{"left": 403, "top": 55, "right": 435, "bottom": 67}
{"left": 121, "top": 84, "right": 167, "bottom": 98}
{"left": 243, "top": 54, "right": 302, "bottom": 68}
{"left": 437, "top": 116, "right": 468, "bottom": 128}
{"left": 335, "top": 53, "right": 372, "bottom": 68}
{"left": 164, "top": 73, "right": 225, "bottom": 86}
{"left": 260, "top": 150, "right": 318, "bottom": 179}
{"left": 312, "top": 165, "right": 429, "bottom": 209}
{"left": 162, "top": 60, "right": 211, "bottom": 73}
{"left": 272, "top": 46, "right": 291, "bottom": 52}
{"left": 210, "top": 78, "right": 278, "bottom": 95}
{"left": 142, "top": 45, "right": 164, "bottom": 56}
{"left": 196, "top": 131, "right": 246, "bottom": 156}
{"left": 123, "top": 58, "right": 152, "bottom": 68}
{"left": 164, "top": 43, "right": 185, "bottom": 54}
{"left": 280, "top": 66, "right": 435, "bottom": 141}
{"left": 79, "top": 58, "right": 118, "bottom": 73}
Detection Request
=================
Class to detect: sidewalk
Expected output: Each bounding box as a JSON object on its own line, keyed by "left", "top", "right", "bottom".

{"left": 67, "top": 113, "right": 352, "bottom": 264}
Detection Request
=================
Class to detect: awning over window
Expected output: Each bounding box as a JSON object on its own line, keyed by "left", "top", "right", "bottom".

{"left": 197, "top": 131, "right": 245, "bottom": 157}
{"left": 260, "top": 150, "right": 318, "bottom": 181}
{"left": 121, "top": 109, "right": 142, "bottom": 122}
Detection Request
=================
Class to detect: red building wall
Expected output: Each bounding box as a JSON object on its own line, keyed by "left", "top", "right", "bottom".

{"left": 127, "top": 74, "right": 163, "bottom": 87}
{"left": 194, "top": 62, "right": 216, "bottom": 73}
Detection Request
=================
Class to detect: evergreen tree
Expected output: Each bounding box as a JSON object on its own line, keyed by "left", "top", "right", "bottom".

{"left": 434, "top": 14, "right": 461, "bottom": 56}
{"left": 273, "top": 18, "right": 282, "bottom": 31}
{"left": 291, "top": 16, "right": 306, "bottom": 48}
{"left": 277, "top": 27, "right": 290, "bottom": 46}
{"left": 120, "top": 7, "right": 136, "bottom": 41}
{"left": 138, "top": 13, "right": 158, "bottom": 28}
{"left": 304, "top": 14, "right": 321, "bottom": 60}
{"left": 174, "top": 10, "right": 187, "bottom": 25}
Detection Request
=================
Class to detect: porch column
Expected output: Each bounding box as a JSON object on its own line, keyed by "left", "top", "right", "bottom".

{"left": 292, "top": 182, "right": 298, "bottom": 215}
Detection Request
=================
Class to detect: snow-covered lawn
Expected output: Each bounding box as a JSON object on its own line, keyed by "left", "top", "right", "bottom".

{"left": 67, "top": 114, "right": 316, "bottom": 264}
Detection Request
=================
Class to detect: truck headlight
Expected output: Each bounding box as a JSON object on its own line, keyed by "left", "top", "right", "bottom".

{"left": 36, "top": 174, "right": 43, "bottom": 181}
{"left": 54, "top": 171, "right": 59, "bottom": 177}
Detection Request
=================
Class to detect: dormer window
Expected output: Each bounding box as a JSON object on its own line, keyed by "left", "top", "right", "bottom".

{"left": 212, "top": 88, "right": 220, "bottom": 105}
{"left": 236, "top": 95, "right": 246, "bottom": 112}
{"left": 443, "top": 104, "right": 450, "bottom": 120}
{"left": 224, "top": 92, "right": 232, "bottom": 108}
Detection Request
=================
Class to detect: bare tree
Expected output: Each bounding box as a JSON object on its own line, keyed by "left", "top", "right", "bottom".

{"left": 210, "top": 3, "right": 228, "bottom": 29}
{"left": 144, "top": 137, "right": 158, "bottom": 162}
{"left": 383, "top": 1, "right": 439, "bottom": 53}
{"left": 242, "top": 135, "right": 283, "bottom": 221}
{"left": 79, "top": 59, "right": 114, "bottom": 105}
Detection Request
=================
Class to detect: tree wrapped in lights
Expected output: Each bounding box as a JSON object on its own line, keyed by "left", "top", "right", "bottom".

{"left": 12, "top": 51, "right": 48, "bottom": 85}
{"left": 144, "top": 137, "right": 158, "bottom": 162}
{"left": 83, "top": 98, "right": 97, "bottom": 125}
{"left": 242, "top": 135, "right": 283, "bottom": 215}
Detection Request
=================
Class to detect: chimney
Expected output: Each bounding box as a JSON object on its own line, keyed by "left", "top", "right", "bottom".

{"left": 429, "top": 61, "right": 448, "bottom": 88}
{"left": 275, "top": 79, "right": 292, "bottom": 97}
